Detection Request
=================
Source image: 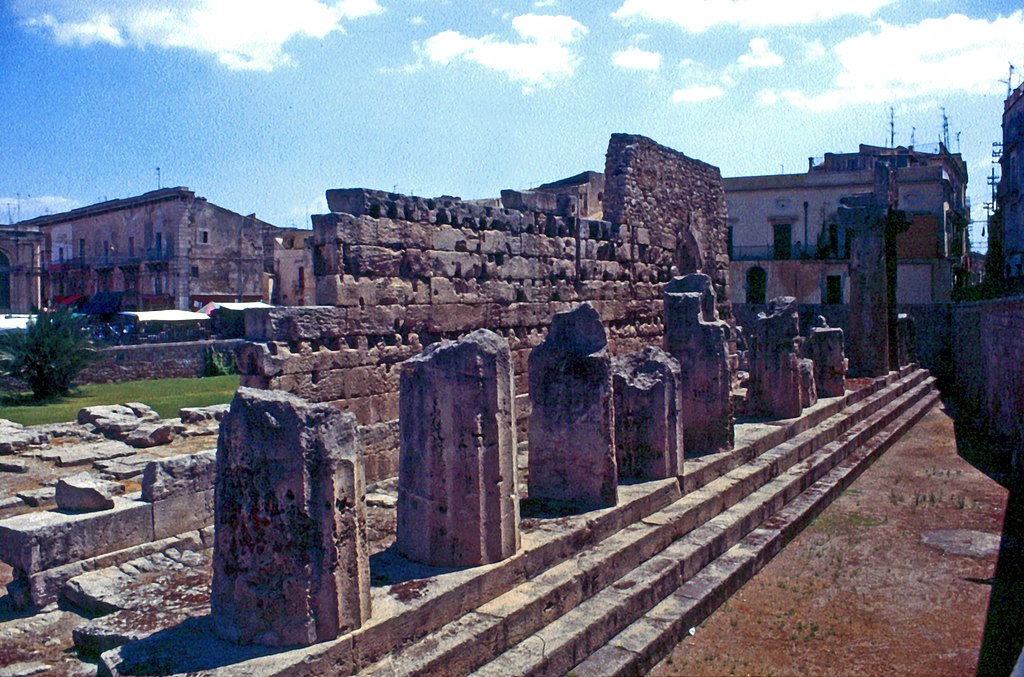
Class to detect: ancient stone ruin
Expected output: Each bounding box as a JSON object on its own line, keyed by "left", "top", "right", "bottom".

{"left": 396, "top": 329, "right": 520, "bottom": 567}
{"left": 662, "top": 273, "right": 734, "bottom": 455}
{"left": 802, "top": 318, "right": 847, "bottom": 398}
{"left": 211, "top": 387, "right": 370, "bottom": 647}
{"left": 612, "top": 346, "right": 685, "bottom": 480}
{"left": 747, "top": 296, "right": 803, "bottom": 419}
{"left": 528, "top": 303, "right": 617, "bottom": 510}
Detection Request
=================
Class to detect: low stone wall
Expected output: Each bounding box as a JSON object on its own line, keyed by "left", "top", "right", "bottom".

{"left": 77, "top": 340, "right": 244, "bottom": 384}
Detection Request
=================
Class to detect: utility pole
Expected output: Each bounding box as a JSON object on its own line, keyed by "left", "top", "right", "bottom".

{"left": 889, "top": 107, "right": 895, "bottom": 148}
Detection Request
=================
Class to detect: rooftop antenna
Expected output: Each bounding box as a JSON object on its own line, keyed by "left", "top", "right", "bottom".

{"left": 889, "top": 106, "right": 895, "bottom": 148}
{"left": 910, "top": 126, "right": 916, "bottom": 148}
{"left": 1001, "top": 64, "right": 1015, "bottom": 98}
{"left": 156, "top": 167, "right": 161, "bottom": 189}
{"left": 956, "top": 131, "right": 962, "bottom": 154}
{"left": 941, "top": 108, "right": 950, "bottom": 149}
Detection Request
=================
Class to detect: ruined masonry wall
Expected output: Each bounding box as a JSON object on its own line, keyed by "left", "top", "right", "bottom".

{"left": 240, "top": 189, "right": 673, "bottom": 483}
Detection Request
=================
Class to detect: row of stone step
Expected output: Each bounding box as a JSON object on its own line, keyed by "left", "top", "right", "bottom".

{"left": 98, "top": 368, "right": 932, "bottom": 675}
{"left": 360, "top": 368, "right": 935, "bottom": 676}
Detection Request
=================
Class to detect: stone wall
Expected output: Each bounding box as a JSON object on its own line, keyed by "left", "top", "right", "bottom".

{"left": 77, "top": 339, "right": 243, "bottom": 384}
{"left": 603, "top": 133, "right": 733, "bottom": 326}
{"left": 238, "top": 135, "right": 731, "bottom": 484}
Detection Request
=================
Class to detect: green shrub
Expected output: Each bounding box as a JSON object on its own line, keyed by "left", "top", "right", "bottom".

{"left": 0, "top": 308, "right": 96, "bottom": 400}
{"left": 201, "top": 346, "right": 238, "bottom": 377}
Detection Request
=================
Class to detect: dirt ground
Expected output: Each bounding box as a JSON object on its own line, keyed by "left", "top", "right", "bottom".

{"left": 653, "top": 403, "right": 1008, "bottom": 677}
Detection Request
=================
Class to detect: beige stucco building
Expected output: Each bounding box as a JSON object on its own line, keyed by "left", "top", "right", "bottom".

{"left": 726, "top": 144, "right": 969, "bottom": 306}
{"left": 0, "top": 223, "right": 44, "bottom": 313}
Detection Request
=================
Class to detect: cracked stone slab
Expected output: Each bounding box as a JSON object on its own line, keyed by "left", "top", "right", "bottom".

{"left": 921, "top": 530, "right": 1000, "bottom": 558}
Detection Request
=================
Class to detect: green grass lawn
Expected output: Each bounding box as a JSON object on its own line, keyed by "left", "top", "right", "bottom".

{"left": 0, "top": 375, "right": 240, "bottom": 426}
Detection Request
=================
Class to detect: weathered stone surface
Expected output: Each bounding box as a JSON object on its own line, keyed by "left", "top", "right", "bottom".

{"left": 211, "top": 387, "right": 370, "bottom": 647}
{"left": 124, "top": 421, "right": 176, "bottom": 448}
{"left": 16, "top": 487, "right": 55, "bottom": 508}
{"left": 55, "top": 472, "right": 123, "bottom": 512}
{"left": 0, "top": 419, "right": 44, "bottom": 453}
{"left": 747, "top": 296, "right": 803, "bottom": 419}
{"left": 799, "top": 358, "right": 818, "bottom": 408}
{"left": 93, "top": 454, "right": 161, "bottom": 481}
{"left": 611, "top": 347, "right": 684, "bottom": 480}
{"left": 528, "top": 303, "right": 617, "bottom": 510}
{"left": 76, "top": 405, "right": 147, "bottom": 435}
{"left": 802, "top": 326, "right": 847, "bottom": 398}
{"left": 123, "top": 402, "right": 160, "bottom": 422}
{"left": 663, "top": 275, "right": 733, "bottom": 455}
{"left": 141, "top": 450, "right": 217, "bottom": 502}
{"left": 0, "top": 458, "right": 29, "bottom": 473}
{"left": 42, "top": 440, "right": 136, "bottom": 468}
{"left": 178, "top": 403, "right": 230, "bottom": 424}
{"left": 397, "top": 329, "right": 520, "bottom": 567}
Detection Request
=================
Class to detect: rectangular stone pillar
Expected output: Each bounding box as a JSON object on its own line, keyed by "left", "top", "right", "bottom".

{"left": 612, "top": 347, "right": 684, "bottom": 481}
{"left": 397, "top": 329, "right": 520, "bottom": 567}
{"left": 802, "top": 321, "right": 847, "bottom": 398}
{"left": 747, "top": 296, "right": 803, "bottom": 419}
{"left": 528, "top": 303, "right": 617, "bottom": 510}
{"left": 663, "top": 274, "right": 734, "bottom": 456}
{"left": 211, "top": 387, "right": 370, "bottom": 647}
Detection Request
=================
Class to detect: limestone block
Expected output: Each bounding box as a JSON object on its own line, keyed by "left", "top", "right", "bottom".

{"left": 141, "top": 450, "right": 217, "bottom": 502}
{"left": 397, "top": 329, "right": 520, "bottom": 567}
{"left": 211, "top": 388, "right": 370, "bottom": 647}
{"left": 76, "top": 405, "right": 146, "bottom": 436}
{"left": 802, "top": 327, "right": 847, "bottom": 398}
{"left": 663, "top": 275, "right": 733, "bottom": 455}
{"left": 124, "top": 421, "right": 176, "bottom": 448}
{"left": 747, "top": 296, "right": 803, "bottom": 419}
{"left": 611, "top": 347, "right": 684, "bottom": 481}
{"left": 528, "top": 303, "right": 617, "bottom": 510}
{"left": 123, "top": 402, "right": 160, "bottom": 422}
{"left": 153, "top": 488, "right": 214, "bottom": 540}
{"left": 896, "top": 313, "right": 917, "bottom": 367}
{"left": 178, "top": 404, "right": 230, "bottom": 425}
{"left": 799, "top": 358, "right": 818, "bottom": 408}
{"left": 55, "top": 472, "right": 123, "bottom": 512}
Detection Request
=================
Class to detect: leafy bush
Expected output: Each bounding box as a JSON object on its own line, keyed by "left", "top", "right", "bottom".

{"left": 0, "top": 308, "right": 96, "bottom": 400}
{"left": 201, "top": 346, "right": 238, "bottom": 377}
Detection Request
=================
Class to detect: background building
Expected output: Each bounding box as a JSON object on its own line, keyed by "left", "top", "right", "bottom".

{"left": 0, "top": 223, "right": 44, "bottom": 313}
{"left": 725, "top": 144, "right": 969, "bottom": 306}
{"left": 997, "top": 82, "right": 1024, "bottom": 284}
{"left": 15, "top": 187, "right": 310, "bottom": 312}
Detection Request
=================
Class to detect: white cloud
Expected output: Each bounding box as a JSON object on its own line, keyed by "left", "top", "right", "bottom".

{"left": 18, "top": 0, "right": 383, "bottom": 71}
{"left": 671, "top": 85, "right": 724, "bottom": 103}
{"left": 533, "top": 0, "right": 558, "bottom": 7}
{"left": 781, "top": 11, "right": 1024, "bottom": 111}
{"left": 803, "top": 38, "right": 827, "bottom": 61}
{"left": 420, "top": 14, "right": 587, "bottom": 92}
{"left": 756, "top": 88, "right": 779, "bottom": 105}
{"left": 411, "top": 16, "right": 426, "bottom": 26}
{"left": 736, "top": 38, "right": 782, "bottom": 70}
{"left": 612, "top": 46, "right": 661, "bottom": 71}
{"left": 1, "top": 195, "right": 81, "bottom": 222}
{"left": 612, "top": 0, "right": 893, "bottom": 32}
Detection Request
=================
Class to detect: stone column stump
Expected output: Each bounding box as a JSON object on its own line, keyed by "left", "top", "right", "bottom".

{"left": 211, "top": 387, "right": 370, "bottom": 647}
{"left": 612, "top": 347, "right": 685, "bottom": 481}
{"left": 799, "top": 358, "right": 818, "bottom": 408}
{"left": 803, "top": 324, "right": 847, "bottom": 398}
{"left": 528, "top": 303, "right": 617, "bottom": 510}
{"left": 747, "top": 296, "right": 803, "bottom": 419}
{"left": 663, "top": 274, "right": 734, "bottom": 456}
{"left": 397, "top": 329, "right": 520, "bottom": 567}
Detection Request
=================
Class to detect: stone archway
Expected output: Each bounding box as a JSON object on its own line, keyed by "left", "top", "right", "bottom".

{"left": 0, "top": 249, "right": 11, "bottom": 311}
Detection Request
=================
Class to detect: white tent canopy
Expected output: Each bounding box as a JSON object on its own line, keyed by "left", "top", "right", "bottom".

{"left": 116, "top": 310, "right": 210, "bottom": 323}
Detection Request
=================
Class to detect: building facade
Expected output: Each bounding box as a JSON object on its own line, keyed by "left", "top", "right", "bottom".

{"left": 725, "top": 144, "right": 969, "bottom": 306}
{"left": 18, "top": 188, "right": 286, "bottom": 311}
{"left": 263, "top": 228, "right": 314, "bottom": 307}
{"left": 998, "top": 82, "right": 1024, "bottom": 282}
{"left": 0, "top": 224, "right": 44, "bottom": 313}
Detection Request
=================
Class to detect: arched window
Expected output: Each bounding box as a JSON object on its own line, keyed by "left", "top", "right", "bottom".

{"left": 745, "top": 266, "right": 767, "bottom": 305}
{"left": 0, "top": 250, "right": 10, "bottom": 311}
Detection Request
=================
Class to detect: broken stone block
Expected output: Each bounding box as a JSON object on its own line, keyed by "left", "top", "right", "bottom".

{"left": 0, "top": 419, "right": 44, "bottom": 454}
{"left": 663, "top": 274, "right": 734, "bottom": 456}
{"left": 211, "top": 388, "right": 371, "bottom": 647}
{"left": 802, "top": 326, "right": 847, "bottom": 398}
{"left": 799, "top": 358, "right": 818, "bottom": 408}
{"left": 611, "top": 347, "right": 684, "bottom": 481}
{"left": 55, "top": 472, "right": 124, "bottom": 512}
{"left": 747, "top": 296, "right": 803, "bottom": 419}
{"left": 124, "top": 421, "right": 176, "bottom": 448}
{"left": 77, "top": 404, "right": 148, "bottom": 436}
{"left": 397, "top": 329, "right": 520, "bottom": 567}
{"left": 141, "top": 450, "right": 217, "bottom": 502}
{"left": 16, "top": 487, "right": 55, "bottom": 508}
{"left": 124, "top": 402, "right": 161, "bottom": 422}
{"left": 0, "top": 458, "right": 28, "bottom": 473}
{"left": 528, "top": 303, "right": 617, "bottom": 510}
{"left": 179, "top": 403, "right": 230, "bottom": 425}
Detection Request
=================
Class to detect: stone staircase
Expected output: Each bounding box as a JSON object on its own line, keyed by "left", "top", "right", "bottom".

{"left": 99, "top": 366, "right": 939, "bottom": 676}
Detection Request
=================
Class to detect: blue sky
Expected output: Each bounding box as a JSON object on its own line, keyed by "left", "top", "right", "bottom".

{"left": 3, "top": 1, "right": 1022, "bottom": 252}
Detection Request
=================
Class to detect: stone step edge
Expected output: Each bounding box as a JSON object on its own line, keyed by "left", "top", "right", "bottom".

{"left": 571, "top": 386, "right": 941, "bottom": 677}
{"left": 373, "top": 377, "right": 936, "bottom": 677}
{"left": 685, "top": 367, "right": 926, "bottom": 494}
{"left": 468, "top": 379, "right": 938, "bottom": 677}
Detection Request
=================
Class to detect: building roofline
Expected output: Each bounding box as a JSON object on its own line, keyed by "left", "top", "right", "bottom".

{"left": 15, "top": 187, "right": 197, "bottom": 227}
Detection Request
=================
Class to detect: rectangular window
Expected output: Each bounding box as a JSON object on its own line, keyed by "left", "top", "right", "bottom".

{"left": 825, "top": 275, "right": 843, "bottom": 304}
{"left": 773, "top": 224, "right": 792, "bottom": 260}
{"left": 200, "top": 230, "right": 209, "bottom": 244}
{"left": 78, "top": 238, "right": 85, "bottom": 259}
{"left": 58, "top": 247, "right": 64, "bottom": 262}
{"left": 103, "top": 240, "right": 109, "bottom": 260}
{"left": 191, "top": 266, "right": 199, "bottom": 278}
{"left": 298, "top": 266, "right": 305, "bottom": 289}
{"left": 155, "top": 232, "right": 163, "bottom": 254}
